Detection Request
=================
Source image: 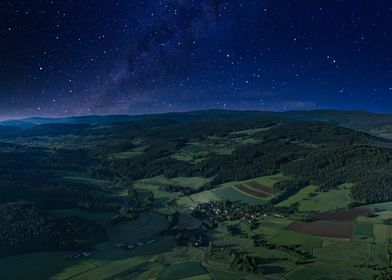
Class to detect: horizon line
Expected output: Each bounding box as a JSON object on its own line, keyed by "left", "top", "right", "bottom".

{"left": 0, "top": 107, "right": 391, "bottom": 123}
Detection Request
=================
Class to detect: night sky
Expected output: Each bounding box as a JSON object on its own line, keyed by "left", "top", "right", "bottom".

{"left": 1, "top": 1, "right": 392, "bottom": 119}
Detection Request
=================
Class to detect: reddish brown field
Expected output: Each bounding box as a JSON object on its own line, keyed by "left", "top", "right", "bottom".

{"left": 286, "top": 220, "right": 354, "bottom": 238}
{"left": 313, "top": 207, "right": 373, "bottom": 222}
{"left": 245, "top": 181, "right": 278, "bottom": 194}
{"left": 234, "top": 184, "right": 270, "bottom": 198}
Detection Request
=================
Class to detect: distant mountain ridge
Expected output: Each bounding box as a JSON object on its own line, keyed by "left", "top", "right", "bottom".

{"left": 1, "top": 109, "right": 392, "bottom": 139}
{"left": 0, "top": 115, "right": 136, "bottom": 128}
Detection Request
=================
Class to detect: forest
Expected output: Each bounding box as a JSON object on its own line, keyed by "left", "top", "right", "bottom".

{"left": 0, "top": 202, "right": 106, "bottom": 257}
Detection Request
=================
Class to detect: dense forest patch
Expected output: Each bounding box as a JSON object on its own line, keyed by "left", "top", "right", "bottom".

{"left": 0, "top": 202, "right": 107, "bottom": 257}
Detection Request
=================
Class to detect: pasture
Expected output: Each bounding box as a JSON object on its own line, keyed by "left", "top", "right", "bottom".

{"left": 205, "top": 174, "right": 288, "bottom": 205}
{"left": 213, "top": 186, "right": 268, "bottom": 205}
{"left": 286, "top": 221, "right": 353, "bottom": 238}
{"left": 312, "top": 206, "right": 373, "bottom": 222}
{"left": 369, "top": 201, "right": 392, "bottom": 211}
{"left": 373, "top": 224, "right": 392, "bottom": 243}
{"left": 62, "top": 172, "right": 109, "bottom": 188}
{"left": 298, "top": 183, "right": 357, "bottom": 212}
{"left": 138, "top": 175, "right": 212, "bottom": 189}
{"left": 110, "top": 146, "right": 146, "bottom": 159}
{"left": 178, "top": 174, "right": 288, "bottom": 208}
{"left": 269, "top": 230, "right": 323, "bottom": 250}
{"left": 354, "top": 223, "right": 374, "bottom": 238}
{"left": 254, "top": 216, "right": 293, "bottom": 237}
{"left": 156, "top": 262, "right": 208, "bottom": 280}
{"left": 234, "top": 184, "right": 270, "bottom": 198}
{"left": 209, "top": 219, "right": 299, "bottom": 278}
{"left": 284, "top": 235, "right": 385, "bottom": 280}
{"left": 277, "top": 185, "right": 317, "bottom": 207}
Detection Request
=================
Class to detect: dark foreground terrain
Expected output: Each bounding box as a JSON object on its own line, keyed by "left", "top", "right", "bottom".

{"left": 1, "top": 110, "right": 392, "bottom": 279}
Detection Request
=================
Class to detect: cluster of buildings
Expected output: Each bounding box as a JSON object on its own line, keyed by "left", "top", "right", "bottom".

{"left": 116, "top": 236, "right": 158, "bottom": 251}
{"left": 193, "top": 200, "right": 286, "bottom": 228}
{"left": 193, "top": 201, "right": 259, "bottom": 225}
{"left": 64, "top": 251, "right": 92, "bottom": 260}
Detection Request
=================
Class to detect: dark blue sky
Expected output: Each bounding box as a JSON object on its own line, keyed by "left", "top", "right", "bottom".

{"left": 1, "top": 0, "right": 391, "bottom": 118}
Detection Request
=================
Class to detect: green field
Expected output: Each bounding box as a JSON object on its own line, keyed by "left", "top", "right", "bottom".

{"left": 178, "top": 174, "right": 290, "bottom": 208}
{"left": 211, "top": 174, "right": 288, "bottom": 205}
{"left": 230, "top": 127, "right": 271, "bottom": 135}
{"left": 369, "top": 201, "right": 392, "bottom": 211}
{"left": 62, "top": 172, "right": 109, "bottom": 188}
{"left": 207, "top": 267, "right": 262, "bottom": 280}
{"left": 138, "top": 175, "right": 212, "bottom": 189}
{"left": 285, "top": 266, "right": 334, "bottom": 280}
{"left": 156, "top": 262, "right": 208, "bottom": 280}
{"left": 269, "top": 230, "right": 323, "bottom": 251}
{"left": 110, "top": 146, "right": 146, "bottom": 159}
{"left": 170, "top": 138, "right": 234, "bottom": 163}
{"left": 298, "top": 184, "right": 356, "bottom": 212}
{"left": 209, "top": 220, "right": 298, "bottom": 279}
{"left": 277, "top": 185, "right": 317, "bottom": 207}
{"left": 354, "top": 223, "right": 374, "bottom": 238}
{"left": 212, "top": 186, "right": 268, "bottom": 205}
{"left": 311, "top": 241, "right": 374, "bottom": 279}
{"left": 254, "top": 216, "right": 293, "bottom": 237}
{"left": 373, "top": 224, "right": 392, "bottom": 243}
{"left": 177, "top": 190, "right": 221, "bottom": 208}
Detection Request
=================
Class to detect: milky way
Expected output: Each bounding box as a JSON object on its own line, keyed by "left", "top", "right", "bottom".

{"left": 1, "top": 0, "right": 392, "bottom": 118}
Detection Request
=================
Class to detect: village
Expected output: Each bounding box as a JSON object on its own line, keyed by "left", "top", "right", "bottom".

{"left": 191, "top": 200, "right": 286, "bottom": 229}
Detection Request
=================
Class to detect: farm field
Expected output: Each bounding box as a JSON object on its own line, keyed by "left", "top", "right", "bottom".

{"left": 254, "top": 216, "right": 293, "bottom": 237}
{"left": 170, "top": 138, "right": 235, "bottom": 163}
{"left": 312, "top": 206, "right": 373, "bottom": 222}
{"left": 234, "top": 184, "right": 270, "bottom": 198}
{"left": 269, "top": 230, "right": 323, "bottom": 250}
{"left": 156, "top": 262, "right": 208, "bottom": 280}
{"left": 177, "top": 189, "right": 220, "bottom": 208}
{"left": 246, "top": 181, "right": 278, "bottom": 194}
{"left": 210, "top": 221, "right": 298, "bottom": 279}
{"left": 206, "top": 267, "right": 256, "bottom": 280}
{"left": 219, "top": 174, "right": 288, "bottom": 189}
{"left": 110, "top": 146, "right": 146, "bottom": 159}
{"left": 286, "top": 207, "right": 373, "bottom": 238}
{"left": 229, "top": 127, "right": 271, "bottom": 136}
{"left": 286, "top": 220, "right": 354, "bottom": 238}
{"left": 138, "top": 175, "right": 212, "bottom": 189}
{"left": 285, "top": 241, "right": 377, "bottom": 279}
{"left": 213, "top": 186, "right": 268, "bottom": 204}
{"left": 62, "top": 172, "right": 110, "bottom": 188}
{"left": 298, "top": 184, "right": 357, "bottom": 212}
{"left": 177, "top": 178, "right": 278, "bottom": 208}
{"left": 198, "top": 174, "right": 289, "bottom": 205}
{"left": 369, "top": 201, "right": 392, "bottom": 211}
{"left": 357, "top": 210, "right": 392, "bottom": 224}
{"left": 277, "top": 185, "right": 317, "bottom": 207}
{"left": 373, "top": 224, "right": 392, "bottom": 243}
{"left": 313, "top": 242, "right": 374, "bottom": 278}
{"left": 354, "top": 223, "right": 374, "bottom": 238}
